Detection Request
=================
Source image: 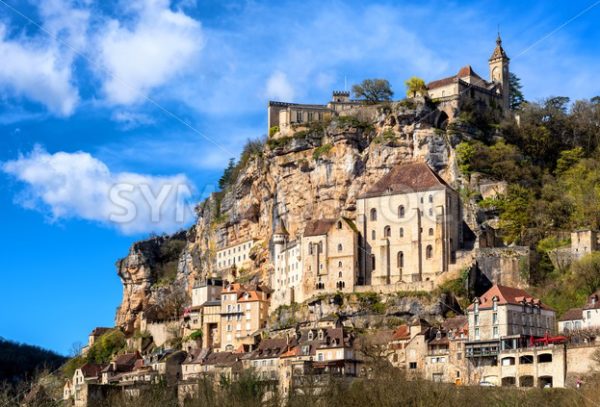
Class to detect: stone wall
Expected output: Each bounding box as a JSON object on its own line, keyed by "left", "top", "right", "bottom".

{"left": 473, "top": 247, "right": 529, "bottom": 290}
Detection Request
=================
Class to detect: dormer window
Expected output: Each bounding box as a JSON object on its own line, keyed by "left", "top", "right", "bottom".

{"left": 492, "top": 297, "right": 498, "bottom": 311}
{"left": 436, "top": 331, "right": 441, "bottom": 340}
{"left": 308, "top": 331, "right": 314, "bottom": 341}
{"left": 318, "top": 330, "right": 324, "bottom": 340}
{"left": 474, "top": 300, "right": 479, "bottom": 313}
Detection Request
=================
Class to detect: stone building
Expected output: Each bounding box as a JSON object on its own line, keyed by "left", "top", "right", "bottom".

{"left": 356, "top": 162, "right": 461, "bottom": 287}
{"left": 220, "top": 283, "right": 270, "bottom": 351}
{"left": 267, "top": 91, "right": 360, "bottom": 133}
{"left": 302, "top": 217, "right": 359, "bottom": 298}
{"left": 215, "top": 239, "right": 257, "bottom": 272}
{"left": 387, "top": 319, "right": 431, "bottom": 376}
{"left": 271, "top": 222, "right": 304, "bottom": 309}
{"left": 270, "top": 217, "right": 358, "bottom": 309}
{"left": 424, "top": 316, "right": 469, "bottom": 385}
{"left": 427, "top": 35, "right": 510, "bottom": 118}
{"left": 559, "top": 291, "right": 600, "bottom": 333}
{"left": 464, "top": 285, "right": 566, "bottom": 388}
{"left": 571, "top": 229, "right": 598, "bottom": 260}
{"left": 185, "top": 278, "right": 223, "bottom": 349}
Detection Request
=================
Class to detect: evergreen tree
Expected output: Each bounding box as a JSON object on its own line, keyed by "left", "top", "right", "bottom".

{"left": 509, "top": 73, "right": 525, "bottom": 110}
{"left": 218, "top": 158, "right": 237, "bottom": 190}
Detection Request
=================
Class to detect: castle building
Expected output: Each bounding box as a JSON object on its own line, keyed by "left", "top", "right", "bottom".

{"left": 301, "top": 217, "right": 359, "bottom": 297}
{"left": 570, "top": 229, "right": 598, "bottom": 260}
{"left": 271, "top": 222, "right": 304, "bottom": 309}
{"left": 267, "top": 91, "right": 361, "bottom": 133}
{"left": 427, "top": 35, "right": 510, "bottom": 116}
{"left": 356, "top": 162, "right": 461, "bottom": 287}
{"left": 270, "top": 217, "right": 358, "bottom": 309}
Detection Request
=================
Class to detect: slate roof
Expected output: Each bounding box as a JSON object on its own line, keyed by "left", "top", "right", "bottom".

{"left": 559, "top": 308, "right": 583, "bottom": 322}
{"left": 359, "top": 162, "right": 451, "bottom": 199}
{"left": 489, "top": 35, "right": 509, "bottom": 61}
{"left": 467, "top": 285, "right": 553, "bottom": 311}
{"left": 303, "top": 219, "right": 337, "bottom": 237}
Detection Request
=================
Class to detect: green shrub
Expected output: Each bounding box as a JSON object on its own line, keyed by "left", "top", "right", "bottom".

{"left": 268, "top": 126, "right": 280, "bottom": 137}
{"left": 313, "top": 143, "right": 333, "bottom": 160}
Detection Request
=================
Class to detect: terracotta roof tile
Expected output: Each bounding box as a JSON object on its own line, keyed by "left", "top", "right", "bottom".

{"left": 468, "top": 285, "right": 552, "bottom": 311}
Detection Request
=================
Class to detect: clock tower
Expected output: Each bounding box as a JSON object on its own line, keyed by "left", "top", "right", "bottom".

{"left": 489, "top": 33, "right": 510, "bottom": 111}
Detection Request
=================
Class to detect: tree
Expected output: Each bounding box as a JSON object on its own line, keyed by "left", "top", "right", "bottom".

{"left": 218, "top": 158, "right": 237, "bottom": 190}
{"left": 404, "top": 76, "right": 427, "bottom": 98}
{"left": 572, "top": 252, "right": 600, "bottom": 294}
{"left": 352, "top": 79, "right": 393, "bottom": 104}
{"left": 508, "top": 73, "right": 525, "bottom": 110}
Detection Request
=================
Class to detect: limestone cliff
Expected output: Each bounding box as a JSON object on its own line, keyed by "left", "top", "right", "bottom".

{"left": 115, "top": 99, "right": 469, "bottom": 332}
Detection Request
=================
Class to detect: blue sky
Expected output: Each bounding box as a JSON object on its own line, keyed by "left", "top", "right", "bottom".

{"left": 1, "top": 0, "right": 599, "bottom": 355}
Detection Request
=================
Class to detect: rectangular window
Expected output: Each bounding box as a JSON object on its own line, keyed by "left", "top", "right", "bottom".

{"left": 493, "top": 313, "right": 498, "bottom": 325}
{"left": 475, "top": 328, "right": 480, "bottom": 340}
{"left": 409, "top": 362, "right": 417, "bottom": 369}
{"left": 493, "top": 327, "right": 498, "bottom": 338}
{"left": 474, "top": 315, "right": 479, "bottom": 326}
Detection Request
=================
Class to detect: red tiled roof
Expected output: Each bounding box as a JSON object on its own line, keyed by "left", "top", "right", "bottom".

{"left": 359, "top": 162, "right": 451, "bottom": 199}
{"left": 559, "top": 308, "right": 583, "bottom": 322}
{"left": 391, "top": 325, "right": 410, "bottom": 340}
{"left": 427, "top": 65, "right": 484, "bottom": 90}
{"left": 467, "top": 285, "right": 552, "bottom": 311}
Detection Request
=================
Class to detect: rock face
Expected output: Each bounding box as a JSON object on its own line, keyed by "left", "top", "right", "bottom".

{"left": 115, "top": 100, "right": 468, "bottom": 330}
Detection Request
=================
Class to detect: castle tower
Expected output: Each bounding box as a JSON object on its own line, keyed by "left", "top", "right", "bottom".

{"left": 488, "top": 33, "right": 510, "bottom": 111}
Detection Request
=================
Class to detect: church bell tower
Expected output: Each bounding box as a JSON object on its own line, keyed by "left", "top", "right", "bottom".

{"left": 489, "top": 33, "right": 510, "bottom": 111}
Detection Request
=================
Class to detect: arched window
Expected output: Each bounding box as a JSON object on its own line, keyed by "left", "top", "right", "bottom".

{"left": 370, "top": 208, "right": 377, "bottom": 221}
{"left": 309, "top": 244, "right": 313, "bottom": 255}
{"left": 337, "top": 243, "right": 343, "bottom": 252}
{"left": 338, "top": 261, "right": 342, "bottom": 268}
{"left": 426, "top": 245, "right": 433, "bottom": 259}
{"left": 371, "top": 230, "right": 376, "bottom": 240}
{"left": 338, "top": 271, "right": 343, "bottom": 278}
{"left": 428, "top": 228, "right": 434, "bottom": 236}
{"left": 384, "top": 226, "right": 391, "bottom": 237}
{"left": 397, "top": 251, "right": 404, "bottom": 268}
{"left": 398, "top": 206, "right": 405, "bottom": 218}
{"left": 400, "top": 227, "right": 404, "bottom": 238}
{"left": 337, "top": 221, "right": 342, "bottom": 229}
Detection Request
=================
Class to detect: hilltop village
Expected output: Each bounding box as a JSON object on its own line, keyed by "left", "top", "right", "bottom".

{"left": 58, "top": 37, "right": 600, "bottom": 406}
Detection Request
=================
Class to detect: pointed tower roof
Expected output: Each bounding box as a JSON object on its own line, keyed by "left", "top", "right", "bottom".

{"left": 273, "top": 220, "right": 289, "bottom": 236}
{"left": 489, "top": 33, "right": 509, "bottom": 61}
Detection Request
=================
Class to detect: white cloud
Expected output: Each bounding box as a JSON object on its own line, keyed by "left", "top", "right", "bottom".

{"left": 95, "top": 0, "right": 203, "bottom": 105}
{"left": 2, "top": 146, "right": 196, "bottom": 235}
{"left": 0, "top": 24, "right": 79, "bottom": 116}
{"left": 265, "top": 71, "right": 295, "bottom": 101}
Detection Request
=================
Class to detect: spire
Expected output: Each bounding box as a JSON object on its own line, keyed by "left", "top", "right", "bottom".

{"left": 489, "top": 32, "right": 508, "bottom": 61}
